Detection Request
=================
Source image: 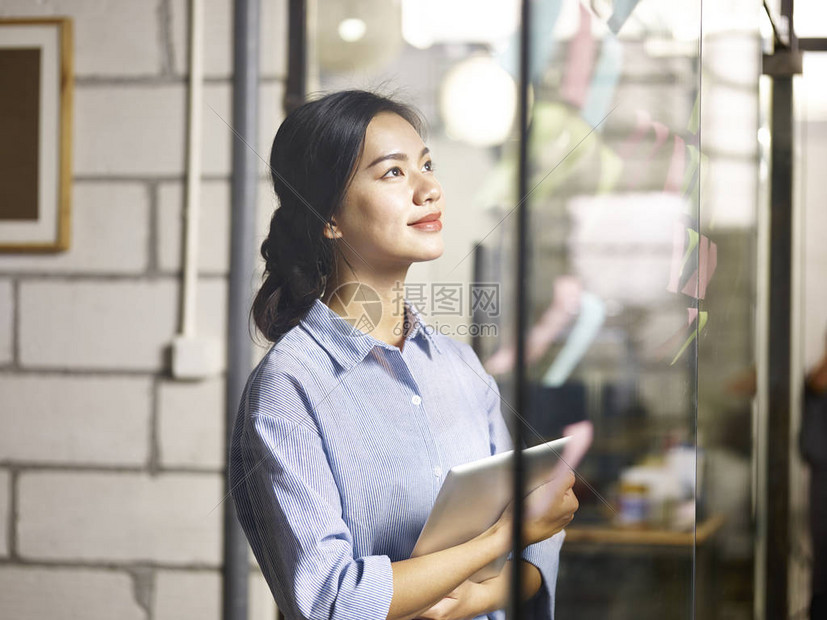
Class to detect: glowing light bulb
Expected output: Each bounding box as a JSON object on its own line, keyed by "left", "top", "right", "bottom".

{"left": 440, "top": 56, "right": 518, "bottom": 147}
{"left": 338, "top": 18, "right": 367, "bottom": 42}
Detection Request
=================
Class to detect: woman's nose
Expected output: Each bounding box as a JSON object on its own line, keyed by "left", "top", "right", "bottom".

{"left": 414, "top": 173, "right": 442, "bottom": 205}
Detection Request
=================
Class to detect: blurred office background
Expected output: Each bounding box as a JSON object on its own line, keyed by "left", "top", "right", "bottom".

{"left": 0, "top": 1, "right": 826, "bottom": 619}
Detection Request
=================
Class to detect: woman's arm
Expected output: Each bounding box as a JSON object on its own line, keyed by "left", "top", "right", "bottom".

{"left": 388, "top": 472, "right": 577, "bottom": 620}
{"left": 387, "top": 519, "right": 510, "bottom": 620}
{"left": 413, "top": 560, "right": 542, "bottom": 620}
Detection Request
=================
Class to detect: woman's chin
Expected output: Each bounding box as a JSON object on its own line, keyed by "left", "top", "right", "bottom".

{"left": 394, "top": 236, "right": 444, "bottom": 262}
{"left": 418, "top": 240, "right": 445, "bottom": 261}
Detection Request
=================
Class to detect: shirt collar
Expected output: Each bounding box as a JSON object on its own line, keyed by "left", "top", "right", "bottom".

{"left": 300, "top": 297, "right": 442, "bottom": 371}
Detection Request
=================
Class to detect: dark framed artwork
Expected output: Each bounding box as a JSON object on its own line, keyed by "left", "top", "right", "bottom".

{"left": 0, "top": 17, "right": 73, "bottom": 252}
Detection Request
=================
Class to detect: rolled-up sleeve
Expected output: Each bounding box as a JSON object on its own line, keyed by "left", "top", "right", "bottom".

{"left": 229, "top": 367, "right": 394, "bottom": 620}
{"left": 475, "top": 357, "right": 564, "bottom": 620}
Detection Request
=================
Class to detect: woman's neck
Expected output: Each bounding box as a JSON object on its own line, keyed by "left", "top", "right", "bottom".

{"left": 321, "top": 264, "right": 412, "bottom": 350}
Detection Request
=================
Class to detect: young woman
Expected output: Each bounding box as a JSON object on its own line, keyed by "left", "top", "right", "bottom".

{"left": 229, "top": 90, "right": 578, "bottom": 620}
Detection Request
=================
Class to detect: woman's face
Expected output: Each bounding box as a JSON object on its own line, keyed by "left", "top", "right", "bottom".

{"left": 327, "top": 111, "right": 445, "bottom": 270}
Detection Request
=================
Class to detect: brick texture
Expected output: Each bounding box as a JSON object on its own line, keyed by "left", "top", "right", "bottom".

{"left": 0, "top": 0, "right": 164, "bottom": 77}
{"left": 74, "top": 85, "right": 186, "bottom": 176}
{"left": 0, "top": 375, "right": 151, "bottom": 465}
{"left": 154, "top": 569, "right": 221, "bottom": 620}
{"left": 157, "top": 181, "right": 231, "bottom": 275}
{"left": 201, "top": 82, "right": 284, "bottom": 177}
{"left": 158, "top": 377, "right": 225, "bottom": 469}
{"left": 19, "top": 280, "right": 177, "bottom": 371}
{"left": 0, "top": 183, "right": 149, "bottom": 275}
{"left": 19, "top": 279, "right": 226, "bottom": 371}
{"left": 169, "top": 0, "right": 287, "bottom": 78}
{"left": 18, "top": 471, "right": 223, "bottom": 565}
{"left": 0, "top": 566, "right": 145, "bottom": 620}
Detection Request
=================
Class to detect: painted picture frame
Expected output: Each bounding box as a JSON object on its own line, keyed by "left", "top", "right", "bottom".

{"left": 0, "top": 18, "right": 73, "bottom": 252}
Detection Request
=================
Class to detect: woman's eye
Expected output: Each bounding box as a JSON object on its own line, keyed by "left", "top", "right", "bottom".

{"left": 423, "top": 160, "right": 435, "bottom": 172}
{"left": 382, "top": 166, "right": 403, "bottom": 178}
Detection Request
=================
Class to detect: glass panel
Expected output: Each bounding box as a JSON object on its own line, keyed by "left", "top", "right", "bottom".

{"left": 507, "top": 1, "right": 703, "bottom": 617}
{"left": 698, "top": 5, "right": 762, "bottom": 619}
{"left": 305, "top": 1, "right": 760, "bottom": 617}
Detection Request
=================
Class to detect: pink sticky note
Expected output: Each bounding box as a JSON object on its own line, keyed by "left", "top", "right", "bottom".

{"left": 561, "top": 5, "right": 598, "bottom": 109}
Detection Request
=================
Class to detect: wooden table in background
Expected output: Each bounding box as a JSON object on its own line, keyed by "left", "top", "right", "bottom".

{"left": 561, "top": 515, "right": 725, "bottom": 618}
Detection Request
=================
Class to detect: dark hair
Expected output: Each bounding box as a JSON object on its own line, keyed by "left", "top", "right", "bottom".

{"left": 252, "top": 89, "right": 424, "bottom": 343}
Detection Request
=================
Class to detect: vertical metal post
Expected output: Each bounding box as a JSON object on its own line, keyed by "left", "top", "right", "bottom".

{"left": 510, "top": 0, "right": 531, "bottom": 617}
{"left": 285, "top": 0, "right": 307, "bottom": 115}
{"left": 225, "top": 1, "right": 260, "bottom": 619}
{"left": 766, "top": 75, "right": 793, "bottom": 620}
{"left": 762, "top": 0, "right": 801, "bottom": 617}
{"left": 471, "top": 244, "right": 486, "bottom": 358}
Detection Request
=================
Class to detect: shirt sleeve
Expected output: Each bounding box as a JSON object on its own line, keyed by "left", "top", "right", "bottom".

{"left": 477, "top": 356, "right": 565, "bottom": 620}
{"left": 229, "top": 363, "right": 394, "bottom": 620}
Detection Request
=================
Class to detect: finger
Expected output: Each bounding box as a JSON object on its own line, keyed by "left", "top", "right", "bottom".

{"left": 566, "top": 489, "right": 580, "bottom": 512}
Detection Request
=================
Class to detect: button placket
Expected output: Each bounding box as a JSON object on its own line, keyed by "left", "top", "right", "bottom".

{"left": 396, "top": 353, "right": 443, "bottom": 496}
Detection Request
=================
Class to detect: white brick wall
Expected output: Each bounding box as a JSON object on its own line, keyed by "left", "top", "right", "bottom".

{"left": 19, "top": 279, "right": 226, "bottom": 371}
{"left": 0, "top": 470, "right": 9, "bottom": 557}
{"left": 169, "top": 0, "right": 287, "bottom": 78}
{"left": 0, "top": 183, "right": 150, "bottom": 275}
{"left": 74, "top": 85, "right": 187, "bottom": 177}
{"left": 0, "top": 280, "right": 11, "bottom": 365}
{"left": 0, "top": 375, "right": 151, "bottom": 465}
{"left": 201, "top": 82, "right": 285, "bottom": 177}
{"left": 18, "top": 471, "right": 223, "bottom": 565}
{"left": 0, "top": 0, "right": 285, "bottom": 617}
{"left": 154, "top": 569, "right": 221, "bottom": 620}
{"left": 19, "top": 280, "right": 177, "bottom": 370}
{"left": 0, "top": 566, "right": 146, "bottom": 620}
{"left": 157, "top": 181, "right": 231, "bottom": 274}
{"left": 158, "top": 377, "right": 225, "bottom": 469}
{"left": 0, "top": 0, "right": 165, "bottom": 77}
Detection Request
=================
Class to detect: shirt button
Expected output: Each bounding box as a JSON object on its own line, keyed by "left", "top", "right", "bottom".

{"left": 433, "top": 466, "right": 442, "bottom": 477}
{"left": 411, "top": 395, "right": 422, "bottom": 405}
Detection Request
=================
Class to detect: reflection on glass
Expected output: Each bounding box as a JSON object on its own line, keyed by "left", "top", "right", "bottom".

{"left": 480, "top": 2, "right": 706, "bottom": 617}
{"left": 308, "top": 0, "right": 760, "bottom": 617}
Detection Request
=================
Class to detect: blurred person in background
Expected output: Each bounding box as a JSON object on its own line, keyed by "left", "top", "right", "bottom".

{"left": 801, "top": 331, "right": 827, "bottom": 620}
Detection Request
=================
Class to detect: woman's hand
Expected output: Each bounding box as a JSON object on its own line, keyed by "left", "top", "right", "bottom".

{"left": 495, "top": 469, "right": 579, "bottom": 547}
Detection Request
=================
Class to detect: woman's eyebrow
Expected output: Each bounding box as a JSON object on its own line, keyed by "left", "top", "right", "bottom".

{"left": 366, "top": 147, "right": 430, "bottom": 169}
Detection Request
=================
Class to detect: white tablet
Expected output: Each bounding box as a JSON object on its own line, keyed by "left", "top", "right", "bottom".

{"left": 410, "top": 436, "right": 572, "bottom": 581}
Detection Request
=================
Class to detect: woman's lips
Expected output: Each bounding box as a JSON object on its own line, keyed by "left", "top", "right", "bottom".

{"left": 409, "top": 211, "right": 442, "bottom": 231}
{"left": 409, "top": 218, "right": 442, "bottom": 232}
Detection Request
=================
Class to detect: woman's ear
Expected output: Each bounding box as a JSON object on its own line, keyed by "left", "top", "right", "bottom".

{"left": 323, "top": 219, "right": 342, "bottom": 240}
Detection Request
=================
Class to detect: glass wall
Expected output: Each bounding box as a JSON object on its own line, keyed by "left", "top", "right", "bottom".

{"left": 306, "top": 1, "right": 761, "bottom": 617}
{"left": 508, "top": 2, "right": 707, "bottom": 618}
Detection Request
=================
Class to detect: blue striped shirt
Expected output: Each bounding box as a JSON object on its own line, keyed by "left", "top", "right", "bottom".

{"left": 229, "top": 297, "right": 564, "bottom": 620}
